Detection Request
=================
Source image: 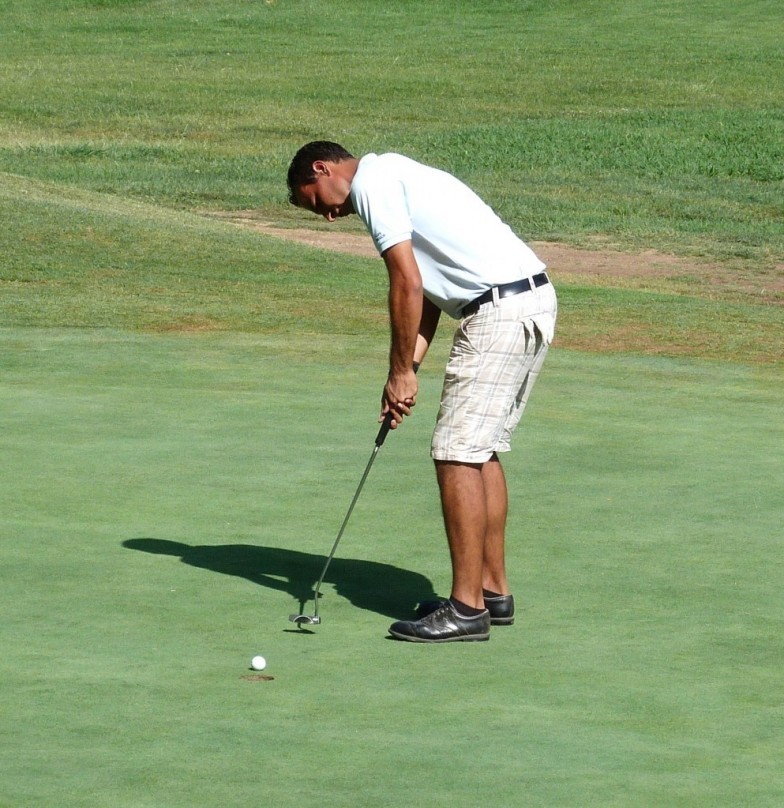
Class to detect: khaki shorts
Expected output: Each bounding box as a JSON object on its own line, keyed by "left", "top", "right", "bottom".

{"left": 431, "top": 280, "right": 557, "bottom": 463}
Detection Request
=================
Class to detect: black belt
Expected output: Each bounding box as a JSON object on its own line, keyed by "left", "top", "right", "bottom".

{"left": 461, "top": 272, "right": 550, "bottom": 318}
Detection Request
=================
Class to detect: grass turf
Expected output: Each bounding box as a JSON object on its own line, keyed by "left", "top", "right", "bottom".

{"left": 1, "top": 330, "right": 782, "bottom": 806}
{"left": 1, "top": 0, "right": 782, "bottom": 803}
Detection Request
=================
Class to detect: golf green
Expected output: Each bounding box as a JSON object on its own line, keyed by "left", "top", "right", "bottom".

{"left": 2, "top": 329, "right": 781, "bottom": 806}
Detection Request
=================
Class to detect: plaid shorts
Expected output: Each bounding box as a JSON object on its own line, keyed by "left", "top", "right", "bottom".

{"left": 431, "top": 280, "right": 557, "bottom": 463}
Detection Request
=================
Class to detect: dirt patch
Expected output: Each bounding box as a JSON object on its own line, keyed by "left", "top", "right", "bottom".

{"left": 207, "top": 210, "right": 782, "bottom": 302}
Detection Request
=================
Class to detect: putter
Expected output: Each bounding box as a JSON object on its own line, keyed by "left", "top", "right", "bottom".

{"left": 289, "top": 411, "right": 395, "bottom": 627}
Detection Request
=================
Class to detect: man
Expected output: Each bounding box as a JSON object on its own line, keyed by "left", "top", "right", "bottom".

{"left": 287, "top": 141, "right": 557, "bottom": 643}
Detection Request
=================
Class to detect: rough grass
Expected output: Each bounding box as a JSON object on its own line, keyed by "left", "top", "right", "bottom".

{"left": 1, "top": 0, "right": 782, "bottom": 267}
{"left": 3, "top": 172, "right": 782, "bottom": 364}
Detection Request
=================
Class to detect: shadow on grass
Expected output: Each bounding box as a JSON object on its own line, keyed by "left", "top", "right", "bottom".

{"left": 122, "top": 538, "right": 439, "bottom": 621}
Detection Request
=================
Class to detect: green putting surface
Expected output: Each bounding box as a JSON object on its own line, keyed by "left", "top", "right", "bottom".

{"left": 2, "top": 330, "right": 781, "bottom": 806}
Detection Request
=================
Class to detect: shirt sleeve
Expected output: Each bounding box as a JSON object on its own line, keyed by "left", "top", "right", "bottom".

{"left": 351, "top": 170, "right": 413, "bottom": 255}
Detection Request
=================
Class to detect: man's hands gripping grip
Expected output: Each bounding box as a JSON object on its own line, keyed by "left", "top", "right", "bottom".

{"left": 381, "top": 362, "right": 420, "bottom": 430}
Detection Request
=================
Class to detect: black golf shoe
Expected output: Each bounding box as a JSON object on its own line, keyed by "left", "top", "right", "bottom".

{"left": 416, "top": 593, "right": 515, "bottom": 626}
{"left": 389, "top": 600, "right": 490, "bottom": 643}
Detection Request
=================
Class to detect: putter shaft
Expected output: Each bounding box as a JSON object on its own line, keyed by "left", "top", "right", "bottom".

{"left": 290, "top": 413, "right": 394, "bottom": 625}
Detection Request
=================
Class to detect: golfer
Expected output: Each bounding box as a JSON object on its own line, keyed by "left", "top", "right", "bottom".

{"left": 287, "top": 142, "right": 557, "bottom": 642}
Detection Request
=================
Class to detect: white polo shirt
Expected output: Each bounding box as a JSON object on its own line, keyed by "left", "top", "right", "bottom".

{"left": 350, "top": 153, "right": 546, "bottom": 319}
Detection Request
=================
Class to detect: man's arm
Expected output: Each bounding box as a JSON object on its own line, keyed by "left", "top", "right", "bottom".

{"left": 415, "top": 296, "right": 441, "bottom": 369}
{"left": 381, "top": 240, "right": 423, "bottom": 426}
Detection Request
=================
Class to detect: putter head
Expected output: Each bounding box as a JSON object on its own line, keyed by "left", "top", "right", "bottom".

{"left": 289, "top": 614, "right": 321, "bottom": 626}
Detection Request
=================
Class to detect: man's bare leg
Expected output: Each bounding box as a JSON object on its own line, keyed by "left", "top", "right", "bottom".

{"left": 481, "top": 454, "right": 510, "bottom": 596}
{"left": 434, "top": 460, "right": 488, "bottom": 610}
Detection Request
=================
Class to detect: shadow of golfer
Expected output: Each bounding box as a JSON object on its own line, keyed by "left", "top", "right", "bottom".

{"left": 122, "top": 538, "right": 438, "bottom": 621}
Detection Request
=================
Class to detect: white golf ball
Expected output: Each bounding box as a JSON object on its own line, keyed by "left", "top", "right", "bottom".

{"left": 250, "top": 655, "right": 267, "bottom": 671}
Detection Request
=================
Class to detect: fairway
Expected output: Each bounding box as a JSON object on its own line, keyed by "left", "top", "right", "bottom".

{"left": 1, "top": 0, "right": 782, "bottom": 805}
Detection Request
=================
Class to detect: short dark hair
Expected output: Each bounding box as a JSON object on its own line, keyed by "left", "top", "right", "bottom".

{"left": 286, "top": 141, "right": 355, "bottom": 205}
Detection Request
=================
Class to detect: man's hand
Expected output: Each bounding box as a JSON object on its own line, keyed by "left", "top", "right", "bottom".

{"left": 381, "top": 367, "right": 418, "bottom": 428}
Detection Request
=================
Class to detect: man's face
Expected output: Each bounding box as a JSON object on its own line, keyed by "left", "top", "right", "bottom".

{"left": 294, "top": 161, "right": 354, "bottom": 222}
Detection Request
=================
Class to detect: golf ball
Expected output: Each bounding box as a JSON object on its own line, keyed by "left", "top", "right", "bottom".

{"left": 250, "top": 655, "right": 267, "bottom": 671}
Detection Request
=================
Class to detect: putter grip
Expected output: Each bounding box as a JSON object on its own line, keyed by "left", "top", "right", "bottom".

{"left": 375, "top": 411, "right": 394, "bottom": 447}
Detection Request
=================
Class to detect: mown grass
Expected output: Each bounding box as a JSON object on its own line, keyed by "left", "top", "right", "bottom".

{"left": 0, "top": 173, "right": 389, "bottom": 334}
{"left": 2, "top": 331, "right": 782, "bottom": 807}
{"left": 1, "top": 3, "right": 783, "bottom": 805}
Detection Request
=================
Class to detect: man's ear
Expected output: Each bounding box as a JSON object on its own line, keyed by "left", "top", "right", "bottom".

{"left": 312, "top": 160, "right": 331, "bottom": 177}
